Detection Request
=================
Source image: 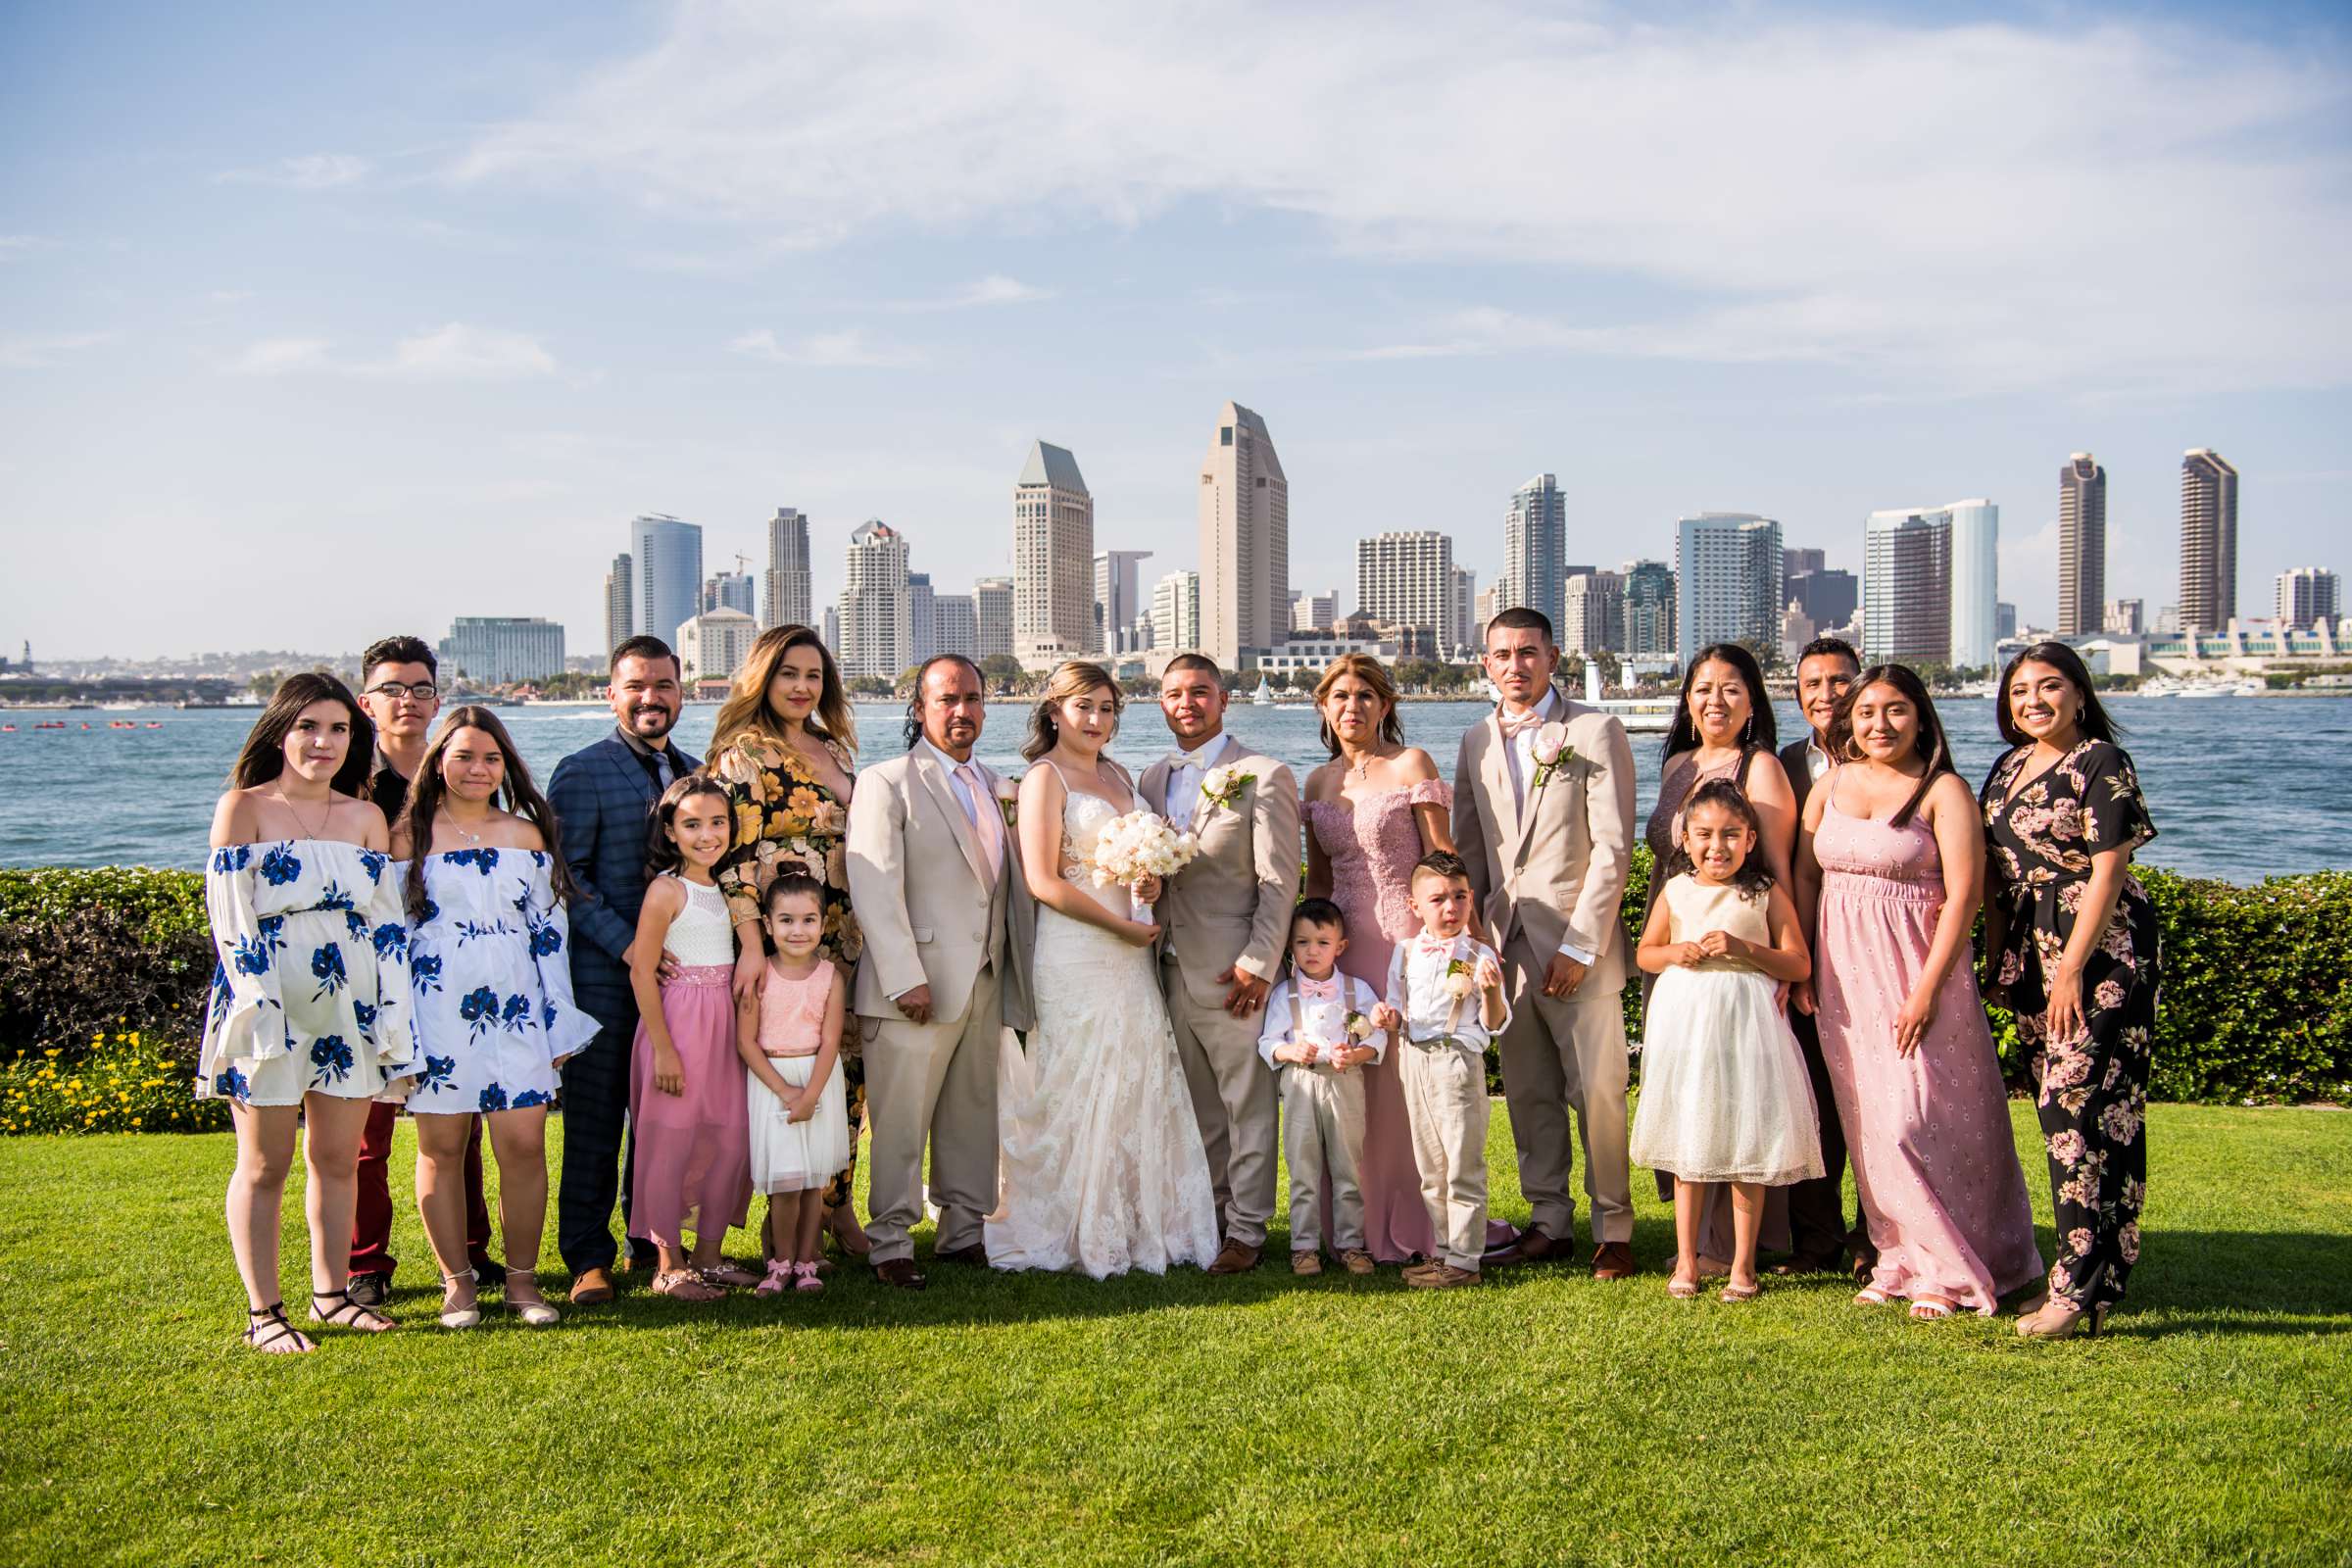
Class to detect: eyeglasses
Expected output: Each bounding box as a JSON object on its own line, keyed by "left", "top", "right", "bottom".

{"left": 365, "top": 682, "right": 442, "bottom": 703}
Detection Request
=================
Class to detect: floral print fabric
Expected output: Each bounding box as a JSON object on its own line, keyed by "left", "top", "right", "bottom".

{"left": 1982, "top": 738, "right": 2161, "bottom": 1311}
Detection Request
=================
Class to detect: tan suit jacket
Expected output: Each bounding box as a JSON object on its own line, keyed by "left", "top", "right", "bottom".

{"left": 1138, "top": 737, "right": 1302, "bottom": 1008}
{"left": 846, "top": 745, "right": 1034, "bottom": 1030}
{"left": 1451, "top": 690, "right": 1637, "bottom": 995}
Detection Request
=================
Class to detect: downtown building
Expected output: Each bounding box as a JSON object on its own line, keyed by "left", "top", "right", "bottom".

{"left": 703, "top": 571, "right": 756, "bottom": 615}
{"left": 837, "top": 519, "right": 911, "bottom": 681}
{"left": 1622, "top": 560, "right": 1677, "bottom": 657}
{"left": 974, "top": 576, "right": 1014, "bottom": 662}
{"left": 1198, "top": 401, "right": 1290, "bottom": 668}
{"left": 439, "top": 616, "right": 565, "bottom": 687}
{"left": 675, "top": 608, "right": 759, "bottom": 688}
{"left": 1355, "top": 531, "right": 1456, "bottom": 648}
{"left": 764, "top": 507, "right": 812, "bottom": 630}
{"left": 631, "top": 514, "right": 703, "bottom": 662}
{"left": 1674, "top": 514, "right": 1782, "bottom": 666}
{"left": 603, "top": 553, "right": 633, "bottom": 656}
{"left": 1563, "top": 570, "right": 1625, "bottom": 655}
{"left": 2180, "top": 448, "right": 2240, "bottom": 632}
{"left": 1152, "top": 569, "right": 1201, "bottom": 658}
{"left": 1095, "top": 549, "right": 1154, "bottom": 657}
{"left": 1499, "top": 473, "right": 1567, "bottom": 641}
{"left": 1862, "top": 500, "right": 1998, "bottom": 669}
{"left": 933, "top": 593, "right": 980, "bottom": 661}
{"left": 2059, "top": 454, "right": 2106, "bottom": 638}
{"left": 1014, "top": 441, "right": 1096, "bottom": 671}
{"left": 2277, "top": 567, "right": 2340, "bottom": 631}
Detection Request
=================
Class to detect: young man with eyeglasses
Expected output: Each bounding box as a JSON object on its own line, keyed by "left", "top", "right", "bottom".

{"left": 345, "top": 635, "right": 501, "bottom": 1307}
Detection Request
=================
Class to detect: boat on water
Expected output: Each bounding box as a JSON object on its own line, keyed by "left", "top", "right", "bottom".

{"left": 1250, "top": 677, "right": 1274, "bottom": 707}
{"left": 1579, "top": 664, "right": 1677, "bottom": 733}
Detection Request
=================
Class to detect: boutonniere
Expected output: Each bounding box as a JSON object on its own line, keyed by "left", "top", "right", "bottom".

{"left": 1343, "top": 1009, "right": 1373, "bottom": 1040}
{"left": 1529, "top": 721, "right": 1575, "bottom": 795}
{"left": 1442, "top": 957, "right": 1476, "bottom": 1000}
{"left": 1198, "top": 763, "right": 1256, "bottom": 814}
{"left": 993, "top": 776, "right": 1019, "bottom": 827}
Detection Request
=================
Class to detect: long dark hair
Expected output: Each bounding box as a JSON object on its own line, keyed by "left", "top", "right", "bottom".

{"left": 1022, "top": 661, "right": 1122, "bottom": 762}
{"left": 902, "top": 653, "right": 985, "bottom": 751}
{"left": 645, "top": 770, "right": 735, "bottom": 877}
{"left": 712, "top": 624, "right": 858, "bottom": 761}
{"left": 1995, "top": 640, "right": 2122, "bottom": 748}
{"left": 1661, "top": 642, "right": 1777, "bottom": 767}
{"left": 228, "top": 672, "right": 375, "bottom": 800}
{"left": 395, "top": 706, "right": 579, "bottom": 918}
{"left": 1666, "top": 778, "right": 1776, "bottom": 899}
{"left": 1825, "top": 663, "right": 1956, "bottom": 829}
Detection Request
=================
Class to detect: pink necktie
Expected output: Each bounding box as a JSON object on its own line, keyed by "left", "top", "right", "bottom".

{"left": 956, "top": 761, "right": 1004, "bottom": 878}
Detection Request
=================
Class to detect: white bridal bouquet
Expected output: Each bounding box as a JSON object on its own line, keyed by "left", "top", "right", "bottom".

{"left": 1087, "top": 810, "right": 1199, "bottom": 924}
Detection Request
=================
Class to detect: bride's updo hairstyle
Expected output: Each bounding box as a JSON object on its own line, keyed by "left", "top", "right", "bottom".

{"left": 1022, "top": 661, "right": 1123, "bottom": 762}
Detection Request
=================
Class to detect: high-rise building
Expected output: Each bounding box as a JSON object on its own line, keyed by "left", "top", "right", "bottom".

{"left": 2277, "top": 567, "right": 2340, "bottom": 630}
{"left": 1863, "top": 509, "right": 1954, "bottom": 664}
{"left": 1355, "top": 531, "right": 1454, "bottom": 642}
{"left": 1291, "top": 588, "right": 1340, "bottom": 634}
{"left": 974, "top": 576, "right": 1015, "bottom": 662}
{"left": 2180, "top": 448, "right": 2240, "bottom": 632}
{"left": 1500, "top": 473, "right": 1567, "bottom": 641}
{"left": 703, "top": 571, "right": 756, "bottom": 615}
{"left": 838, "top": 519, "right": 910, "bottom": 681}
{"left": 1449, "top": 565, "right": 1477, "bottom": 654}
{"left": 1094, "top": 550, "right": 1154, "bottom": 657}
{"left": 1563, "top": 570, "right": 1625, "bottom": 655}
{"left": 1151, "top": 569, "right": 1202, "bottom": 658}
{"left": 1945, "top": 501, "right": 1999, "bottom": 669}
{"left": 1787, "top": 568, "right": 1858, "bottom": 632}
{"left": 1674, "top": 514, "right": 1782, "bottom": 664}
{"left": 2058, "top": 453, "right": 2107, "bottom": 638}
{"left": 1783, "top": 546, "right": 1827, "bottom": 582}
{"left": 631, "top": 515, "right": 703, "bottom": 663}
{"left": 2103, "top": 599, "right": 2145, "bottom": 636}
{"left": 674, "top": 608, "right": 759, "bottom": 686}
{"left": 1014, "top": 441, "right": 1095, "bottom": 670}
{"left": 1198, "top": 401, "right": 1289, "bottom": 666}
{"left": 603, "top": 553, "right": 633, "bottom": 655}
{"left": 763, "top": 507, "right": 811, "bottom": 630}
{"left": 438, "top": 616, "right": 565, "bottom": 686}
{"left": 934, "top": 593, "right": 980, "bottom": 661}
{"left": 1622, "top": 560, "right": 1676, "bottom": 657}
{"left": 906, "top": 571, "right": 937, "bottom": 664}
{"left": 1996, "top": 602, "right": 2018, "bottom": 640}
{"left": 821, "top": 604, "right": 840, "bottom": 657}
{"left": 1472, "top": 584, "right": 1500, "bottom": 639}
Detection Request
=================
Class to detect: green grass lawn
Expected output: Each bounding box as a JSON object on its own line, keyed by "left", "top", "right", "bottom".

{"left": 3, "top": 1101, "right": 2347, "bottom": 1567}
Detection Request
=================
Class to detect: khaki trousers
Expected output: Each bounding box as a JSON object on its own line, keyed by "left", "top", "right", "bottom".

{"left": 1279, "top": 1063, "right": 1366, "bottom": 1252}
{"left": 1165, "top": 956, "right": 1279, "bottom": 1248}
{"left": 861, "top": 965, "right": 1002, "bottom": 1265}
{"left": 1496, "top": 936, "right": 1634, "bottom": 1245}
{"left": 1398, "top": 1040, "right": 1491, "bottom": 1272}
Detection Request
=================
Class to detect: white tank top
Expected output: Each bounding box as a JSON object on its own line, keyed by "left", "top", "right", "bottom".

{"left": 663, "top": 875, "right": 738, "bottom": 965}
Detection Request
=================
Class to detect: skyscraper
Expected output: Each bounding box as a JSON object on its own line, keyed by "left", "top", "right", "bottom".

{"left": 2180, "top": 448, "right": 2240, "bottom": 632}
{"left": 1783, "top": 547, "right": 1827, "bottom": 581}
{"left": 1199, "top": 401, "right": 1289, "bottom": 667}
{"left": 1946, "top": 501, "right": 1999, "bottom": 669}
{"left": 1355, "top": 531, "right": 1454, "bottom": 639}
{"left": 838, "top": 519, "right": 910, "bottom": 681}
{"left": 764, "top": 507, "right": 811, "bottom": 630}
{"left": 1449, "top": 565, "right": 1477, "bottom": 653}
{"left": 604, "top": 553, "right": 633, "bottom": 656}
{"left": 630, "top": 514, "right": 703, "bottom": 658}
{"left": 1863, "top": 508, "right": 1954, "bottom": 664}
{"left": 1674, "top": 514, "right": 1782, "bottom": 664}
{"left": 703, "top": 571, "right": 756, "bottom": 615}
{"left": 1151, "top": 569, "right": 1201, "bottom": 657}
{"left": 1787, "top": 567, "right": 1858, "bottom": 632}
{"left": 974, "top": 576, "right": 1014, "bottom": 662}
{"left": 674, "top": 608, "right": 758, "bottom": 686}
{"left": 2058, "top": 453, "right": 2106, "bottom": 639}
{"left": 906, "top": 571, "right": 937, "bottom": 664}
{"left": 1562, "top": 570, "right": 1625, "bottom": 655}
{"left": 2277, "top": 567, "right": 2340, "bottom": 630}
{"left": 933, "top": 593, "right": 980, "bottom": 660}
{"left": 1622, "top": 561, "right": 1676, "bottom": 657}
{"left": 1500, "top": 473, "right": 1566, "bottom": 640}
{"left": 438, "top": 616, "right": 565, "bottom": 686}
{"left": 1014, "top": 441, "right": 1095, "bottom": 670}
{"left": 1094, "top": 549, "right": 1154, "bottom": 657}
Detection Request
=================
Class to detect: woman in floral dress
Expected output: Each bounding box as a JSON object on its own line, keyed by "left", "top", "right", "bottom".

{"left": 1980, "top": 642, "right": 2161, "bottom": 1340}
{"left": 709, "top": 625, "right": 869, "bottom": 1254}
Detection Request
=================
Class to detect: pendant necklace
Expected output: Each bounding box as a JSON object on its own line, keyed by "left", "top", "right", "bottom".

{"left": 273, "top": 788, "right": 332, "bottom": 840}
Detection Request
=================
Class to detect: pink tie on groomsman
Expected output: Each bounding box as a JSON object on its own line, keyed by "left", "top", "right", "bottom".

{"left": 956, "top": 760, "right": 1004, "bottom": 879}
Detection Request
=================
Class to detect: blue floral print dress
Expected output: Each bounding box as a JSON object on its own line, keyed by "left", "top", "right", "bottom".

{"left": 402, "top": 849, "right": 601, "bottom": 1115}
{"left": 200, "top": 839, "right": 419, "bottom": 1106}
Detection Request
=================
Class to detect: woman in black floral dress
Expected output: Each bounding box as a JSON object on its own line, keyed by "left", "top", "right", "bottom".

{"left": 1979, "top": 642, "right": 2160, "bottom": 1340}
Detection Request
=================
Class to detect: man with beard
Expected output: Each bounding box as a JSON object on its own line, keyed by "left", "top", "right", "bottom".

{"left": 548, "top": 636, "right": 702, "bottom": 1305}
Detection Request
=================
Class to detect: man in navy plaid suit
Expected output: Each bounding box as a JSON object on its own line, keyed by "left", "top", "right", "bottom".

{"left": 548, "top": 635, "right": 701, "bottom": 1305}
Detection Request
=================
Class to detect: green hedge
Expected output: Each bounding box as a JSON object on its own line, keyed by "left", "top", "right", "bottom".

{"left": 2, "top": 856, "right": 2345, "bottom": 1132}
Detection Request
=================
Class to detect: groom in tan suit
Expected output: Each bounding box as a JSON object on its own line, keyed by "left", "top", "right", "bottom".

{"left": 847, "top": 655, "right": 1035, "bottom": 1290}
{"left": 1452, "top": 609, "right": 1640, "bottom": 1279}
{"left": 1139, "top": 654, "right": 1300, "bottom": 1274}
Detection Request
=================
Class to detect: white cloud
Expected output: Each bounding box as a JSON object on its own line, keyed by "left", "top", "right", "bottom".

{"left": 217, "top": 153, "right": 371, "bottom": 190}
{"left": 0, "top": 235, "right": 50, "bottom": 262}
{"left": 208, "top": 288, "right": 255, "bottom": 304}
{"left": 887, "top": 273, "right": 1054, "bottom": 312}
{"left": 220, "top": 324, "right": 557, "bottom": 380}
{"left": 222, "top": 337, "right": 334, "bottom": 375}
{"left": 452, "top": 1, "right": 2352, "bottom": 394}
{"left": 0, "top": 331, "right": 115, "bottom": 369}
{"left": 728, "top": 327, "right": 923, "bottom": 368}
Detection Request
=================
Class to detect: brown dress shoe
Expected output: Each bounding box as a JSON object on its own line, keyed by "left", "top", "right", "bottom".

{"left": 1590, "top": 1242, "right": 1637, "bottom": 1280}
{"left": 873, "top": 1258, "right": 928, "bottom": 1291}
{"left": 1339, "top": 1249, "right": 1376, "bottom": 1276}
{"left": 1485, "top": 1225, "right": 1577, "bottom": 1267}
{"left": 1291, "top": 1250, "right": 1324, "bottom": 1276}
{"left": 933, "top": 1243, "right": 989, "bottom": 1267}
{"left": 1206, "top": 1238, "right": 1262, "bottom": 1275}
{"left": 1406, "top": 1262, "right": 1481, "bottom": 1290}
{"left": 567, "top": 1266, "right": 615, "bottom": 1306}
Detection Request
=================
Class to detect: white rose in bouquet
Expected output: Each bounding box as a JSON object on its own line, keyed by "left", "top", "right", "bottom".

{"left": 1087, "top": 810, "right": 1200, "bottom": 924}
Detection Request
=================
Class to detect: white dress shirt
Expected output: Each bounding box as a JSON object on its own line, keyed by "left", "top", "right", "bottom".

{"left": 917, "top": 738, "right": 989, "bottom": 835}
{"left": 1384, "top": 933, "right": 1511, "bottom": 1054}
{"left": 1257, "top": 972, "right": 1388, "bottom": 1070}
{"left": 1161, "top": 733, "right": 1235, "bottom": 832}
{"left": 1494, "top": 689, "right": 1595, "bottom": 969}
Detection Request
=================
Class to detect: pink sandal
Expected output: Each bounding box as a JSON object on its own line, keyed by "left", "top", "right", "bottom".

{"left": 754, "top": 1259, "right": 793, "bottom": 1298}
{"left": 652, "top": 1268, "right": 724, "bottom": 1301}
{"left": 793, "top": 1261, "right": 823, "bottom": 1295}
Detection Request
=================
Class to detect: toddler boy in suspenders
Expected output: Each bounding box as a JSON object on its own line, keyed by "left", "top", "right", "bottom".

{"left": 1256, "top": 899, "right": 1387, "bottom": 1277}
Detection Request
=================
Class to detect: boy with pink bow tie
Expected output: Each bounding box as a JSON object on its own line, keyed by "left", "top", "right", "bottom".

{"left": 1256, "top": 898, "right": 1387, "bottom": 1277}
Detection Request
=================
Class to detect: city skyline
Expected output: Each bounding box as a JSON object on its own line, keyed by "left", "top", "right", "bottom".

{"left": 4, "top": 4, "right": 2347, "bottom": 661}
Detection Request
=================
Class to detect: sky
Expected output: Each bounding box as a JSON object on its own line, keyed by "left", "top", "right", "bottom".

{"left": 3, "top": 0, "right": 2348, "bottom": 661}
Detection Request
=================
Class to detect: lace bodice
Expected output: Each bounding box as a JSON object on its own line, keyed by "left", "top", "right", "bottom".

{"left": 1306, "top": 779, "right": 1450, "bottom": 946}
{"left": 756, "top": 961, "right": 833, "bottom": 1056}
{"left": 662, "top": 875, "right": 738, "bottom": 964}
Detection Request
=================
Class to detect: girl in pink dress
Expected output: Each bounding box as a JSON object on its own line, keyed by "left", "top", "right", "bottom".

{"left": 1796, "top": 666, "right": 2042, "bottom": 1320}
{"left": 739, "top": 873, "right": 848, "bottom": 1297}
{"left": 1301, "top": 654, "right": 1456, "bottom": 1265}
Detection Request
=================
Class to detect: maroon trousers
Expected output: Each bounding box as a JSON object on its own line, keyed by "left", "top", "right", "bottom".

{"left": 350, "top": 1101, "right": 494, "bottom": 1280}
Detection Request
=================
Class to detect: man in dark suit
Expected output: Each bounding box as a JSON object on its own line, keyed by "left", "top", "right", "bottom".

{"left": 548, "top": 635, "right": 701, "bottom": 1305}
{"left": 1779, "top": 635, "right": 1870, "bottom": 1278}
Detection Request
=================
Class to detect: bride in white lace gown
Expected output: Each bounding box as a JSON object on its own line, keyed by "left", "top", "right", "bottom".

{"left": 989, "top": 663, "right": 1219, "bottom": 1279}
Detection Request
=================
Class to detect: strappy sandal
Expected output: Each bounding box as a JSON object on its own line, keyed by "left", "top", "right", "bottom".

{"left": 1909, "top": 1295, "right": 1957, "bottom": 1322}
{"left": 792, "top": 1260, "right": 823, "bottom": 1295}
{"left": 754, "top": 1259, "right": 794, "bottom": 1298}
{"left": 503, "top": 1268, "right": 561, "bottom": 1328}
{"left": 435, "top": 1271, "right": 481, "bottom": 1330}
{"left": 1719, "top": 1280, "right": 1761, "bottom": 1303}
{"left": 699, "top": 1260, "right": 764, "bottom": 1289}
{"left": 310, "top": 1287, "right": 397, "bottom": 1333}
{"left": 242, "top": 1302, "right": 316, "bottom": 1354}
{"left": 1852, "top": 1286, "right": 1895, "bottom": 1306}
{"left": 652, "top": 1268, "right": 725, "bottom": 1301}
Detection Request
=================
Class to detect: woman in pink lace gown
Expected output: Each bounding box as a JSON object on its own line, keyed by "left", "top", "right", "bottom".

{"left": 1300, "top": 655, "right": 1459, "bottom": 1264}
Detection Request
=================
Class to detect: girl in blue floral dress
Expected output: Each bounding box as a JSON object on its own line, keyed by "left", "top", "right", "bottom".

{"left": 393, "top": 708, "right": 600, "bottom": 1330}
{"left": 203, "top": 674, "right": 417, "bottom": 1354}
